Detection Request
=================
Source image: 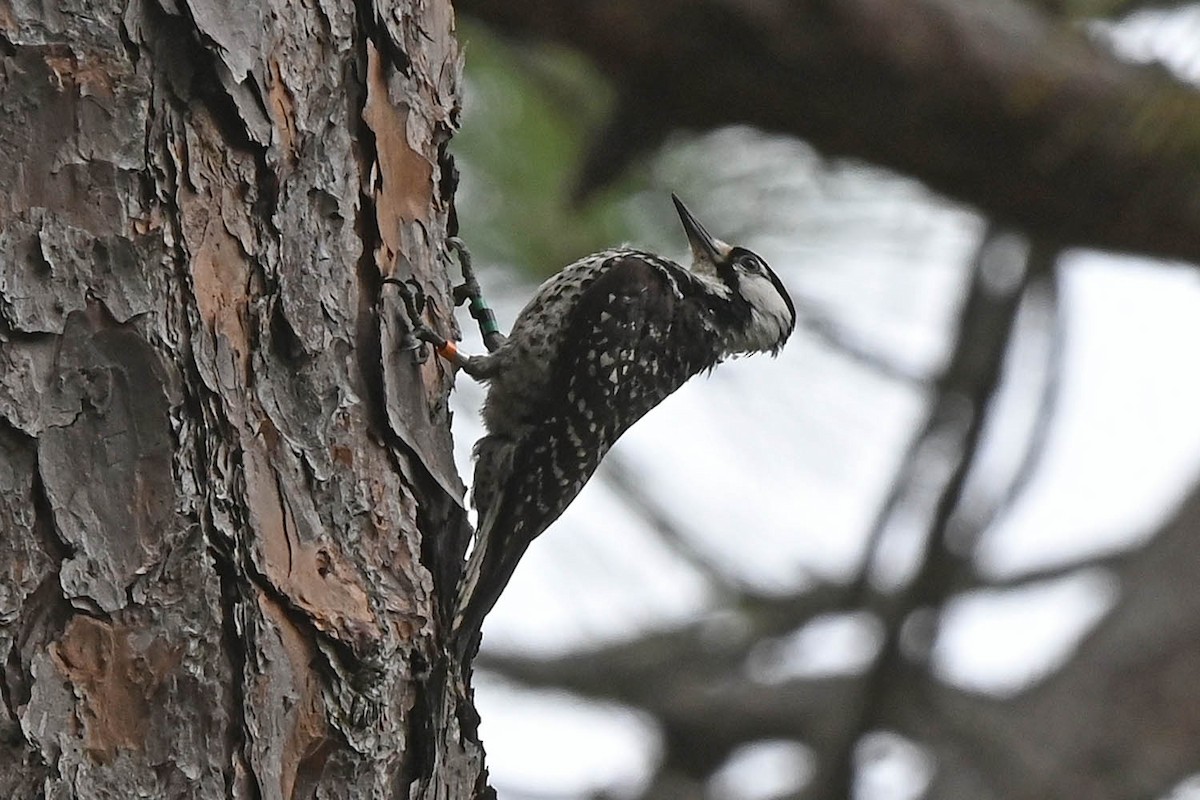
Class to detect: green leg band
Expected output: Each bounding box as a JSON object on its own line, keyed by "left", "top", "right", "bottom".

{"left": 470, "top": 297, "right": 501, "bottom": 338}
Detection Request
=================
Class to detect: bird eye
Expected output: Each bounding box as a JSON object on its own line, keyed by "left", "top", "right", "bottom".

{"left": 740, "top": 255, "right": 763, "bottom": 274}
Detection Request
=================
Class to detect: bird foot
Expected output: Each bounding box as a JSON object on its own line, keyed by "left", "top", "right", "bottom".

{"left": 381, "top": 276, "right": 447, "bottom": 364}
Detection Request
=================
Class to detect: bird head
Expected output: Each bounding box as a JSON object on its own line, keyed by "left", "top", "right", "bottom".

{"left": 672, "top": 194, "right": 796, "bottom": 355}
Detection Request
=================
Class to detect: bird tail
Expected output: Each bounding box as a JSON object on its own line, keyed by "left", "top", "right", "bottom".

{"left": 451, "top": 493, "right": 533, "bottom": 659}
{"left": 451, "top": 434, "right": 523, "bottom": 657}
{"left": 452, "top": 494, "right": 500, "bottom": 632}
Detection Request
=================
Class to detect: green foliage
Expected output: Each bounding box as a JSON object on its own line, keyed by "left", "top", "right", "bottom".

{"left": 453, "top": 22, "right": 650, "bottom": 278}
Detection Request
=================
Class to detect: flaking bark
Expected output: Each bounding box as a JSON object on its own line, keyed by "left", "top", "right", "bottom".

{"left": 0, "top": 0, "right": 485, "bottom": 796}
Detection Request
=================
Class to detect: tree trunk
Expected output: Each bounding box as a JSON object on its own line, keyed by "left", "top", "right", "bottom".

{"left": 0, "top": 0, "right": 486, "bottom": 797}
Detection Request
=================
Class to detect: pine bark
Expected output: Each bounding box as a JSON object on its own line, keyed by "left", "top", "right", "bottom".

{"left": 0, "top": 0, "right": 485, "bottom": 796}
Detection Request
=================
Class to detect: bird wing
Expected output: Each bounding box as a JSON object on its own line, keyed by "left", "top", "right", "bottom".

{"left": 454, "top": 255, "right": 720, "bottom": 642}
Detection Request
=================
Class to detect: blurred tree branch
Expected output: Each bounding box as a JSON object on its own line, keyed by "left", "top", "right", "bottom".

{"left": 949, "top": 262, "right": 1066, "bottom": 555}
{"left": 809, "top": 227, "right": 1037, "bottom": 796}
{"left": 886, "top": 474, "right": 1200, "bottom": 800}
{"left": 459, "top": 0, "right": 1200, "bottom": 264}
{"left": 795, "top": 301, "right": 929, "bottom": 385}
{"left": 476, "top": 587, "right": 869, "bottom": 783}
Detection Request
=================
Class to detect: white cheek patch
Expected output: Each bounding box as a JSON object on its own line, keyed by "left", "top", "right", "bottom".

{"left": 739, "top": 274, "right": 795, "bottom": 350}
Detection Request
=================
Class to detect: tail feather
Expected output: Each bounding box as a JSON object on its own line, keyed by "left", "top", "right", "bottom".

{"left": 452, "top": 492, "right": 502, "bottom": 633}
{"left": 451, "top": 493, "right": 535, "bottom": 658}
{"left": 452, "top": 434, "right": 522, "bottom": 652}
{"left": 451, "top": 427, "right": 587, "bottom": 656}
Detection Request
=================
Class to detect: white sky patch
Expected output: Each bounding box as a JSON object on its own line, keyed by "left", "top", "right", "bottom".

{"left": 747, "top": 611, "right": 882, "bottom": 683}
{"left": 854, "top": 732, "right": 935, "bottom": 800}
{"left": 474, "top": 674, "right": 660, "bottom": 798}
{"left": 612, "top": 340, "right": 925, "bottom": 589}
{"left": 1092, "top": 6, "right": 1200, "bottom": 85}
{"left": 980, "top": 255, "right": 1200, "bottom": 577}
{"left": 708, "top": 740, "right": 816, "bottom": 800}
{"left": 933, "top": 569, "right": 1119, "bottom": 697}
{"left": 1164, "top": 774, "right": 1200, "bottom": 800}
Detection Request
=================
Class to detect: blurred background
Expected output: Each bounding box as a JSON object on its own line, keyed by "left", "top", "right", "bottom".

{"left": 447, "top": 3, "right": 1200, "bottom": 798}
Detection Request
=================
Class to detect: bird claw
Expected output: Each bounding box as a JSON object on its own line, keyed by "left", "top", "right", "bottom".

{"left": 447, "top": 237, "right": 480, "bottom": 307}
{"left": 380, "top": 237, "right": 503, "bottom": 369}
{"left": 382, "top": 276, "right": 444, "bottom": 364}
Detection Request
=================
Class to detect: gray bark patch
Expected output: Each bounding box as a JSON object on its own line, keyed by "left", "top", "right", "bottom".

{"left": 38, "top": 309, "right": 177, "bottom": 613}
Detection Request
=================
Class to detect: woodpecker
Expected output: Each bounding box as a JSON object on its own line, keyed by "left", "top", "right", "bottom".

{"left": 404, "top": 196, "right": 796, "bottom": 652}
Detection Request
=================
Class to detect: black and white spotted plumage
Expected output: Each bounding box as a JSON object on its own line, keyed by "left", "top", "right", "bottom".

{"left": 451, "top": 196, "right": 796, "bottom": 647}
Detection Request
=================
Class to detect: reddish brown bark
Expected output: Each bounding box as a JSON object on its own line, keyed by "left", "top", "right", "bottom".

{"left": 0, "top": 0, "right": 484, "bottom": 796}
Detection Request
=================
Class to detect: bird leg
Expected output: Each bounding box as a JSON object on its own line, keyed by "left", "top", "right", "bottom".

{"left": 382, "top": 277, "right": 494, "bottom": 379}
{"left": 382, "top": 238, "right": 505, "bottom": 378}
{"left": 447, "top": 237, "right": 507, "bottom": 353}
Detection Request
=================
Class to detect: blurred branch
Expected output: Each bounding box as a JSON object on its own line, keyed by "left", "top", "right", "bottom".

{"left": 476, "top": 585, "right": 866, "bottom": 772}
{"left": 477, "top": 584, "right": 861, "bottom": 688}
{"left": 459, "top": 0, "right": 1200, "bottom": 264}
{"left": 854, "top": 229, "right": 1037, "bottom": 595}
{"left": 885, "top": 472, "right": 1200, "bottom": 798}
{"left": 949, "top": 244, "right": 1066, "bottom": 552}
{"left": 956, "top": 548, "right": 1131, "bottom": 593}
{"left": 814, "top": 226, "right": 1035, "bottom": 796}
{"left": 483, "top": 654, "right": 867, "bottom": 778}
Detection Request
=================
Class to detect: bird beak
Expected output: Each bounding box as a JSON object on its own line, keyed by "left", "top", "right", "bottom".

{"left": 672, "top": 194, "right": 728, "bottom": 265}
